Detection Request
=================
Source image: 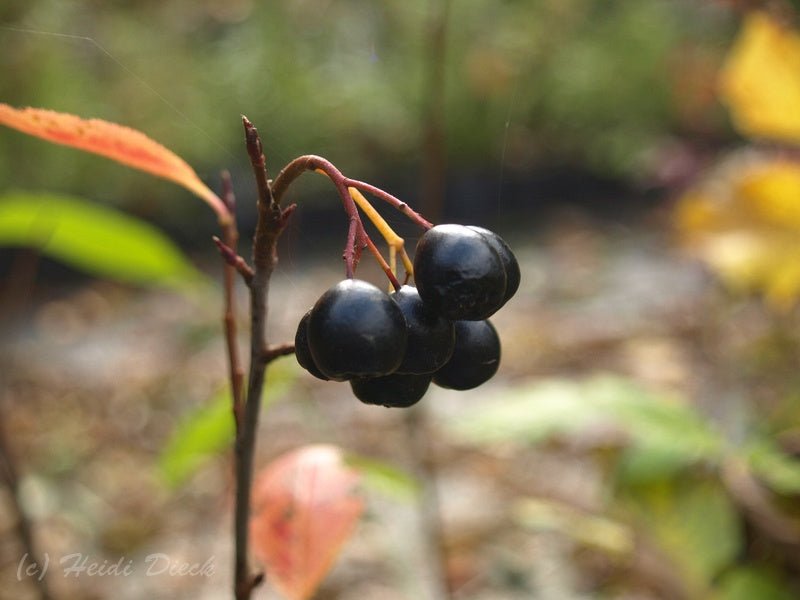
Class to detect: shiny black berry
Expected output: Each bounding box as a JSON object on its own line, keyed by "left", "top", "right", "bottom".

{"left": 307, "top": 279, "right": 407, "bottom": 381}
{"left": 413, "top": 224, "right": 506, "bottom": 320}
{"left": 351, "top": 373, "right": 432, "bottom": 408}
{"left": 294, "top": 311, "right": 329, "bottom": 381}
{"left": 391, "top": 285, "right": 455, "bottom": 374}
{"left": 467, "top": 226, "right": 520, "bottom": 305}
{"left": 433, "top": 319, "right": 500, "bottom": 390}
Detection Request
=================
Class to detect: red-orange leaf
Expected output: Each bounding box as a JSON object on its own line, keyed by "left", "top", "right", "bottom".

{"left": 0, "top": 103, "right": 230, "bottom": 223}
{"left": 250, "top": 445, "right": 364, "bottom": 600}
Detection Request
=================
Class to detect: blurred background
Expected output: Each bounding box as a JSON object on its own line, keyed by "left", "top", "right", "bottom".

{"left": 2, "top": 0, "right": 800, "bottom": 598}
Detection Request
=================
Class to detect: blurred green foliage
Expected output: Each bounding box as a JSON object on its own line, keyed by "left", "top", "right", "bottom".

{"left": 1, "top": 0, "right": 734, "bottom": 229}
{"left": 343, "top": 453, "right": 420, "bottom": 501}
{"left": 0, "top": 191, "right": 203, "bottom": 286}
{"left": 450, "top": 375, "right": 724, "bottom": 483}
{"left": 158, "top": 361, "right": 296, "bottom": 487}
{"left": 451, "top": 375, "right": 800, "bottom": 598}
{"left": 158, "top": 359, "right": 420, "bottom": 501}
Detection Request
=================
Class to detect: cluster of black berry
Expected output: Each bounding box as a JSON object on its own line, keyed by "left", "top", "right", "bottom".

{"left": 294, "top": 224, "right": 520, "bottom": 407}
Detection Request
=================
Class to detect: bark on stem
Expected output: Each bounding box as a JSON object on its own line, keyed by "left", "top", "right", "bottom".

{"left": 234, "top": 118, "right": 288, "bottom": 600}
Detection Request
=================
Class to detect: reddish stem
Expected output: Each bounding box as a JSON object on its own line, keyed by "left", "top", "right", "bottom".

{"left": 271, "top": 155, "right": 434, "bottom": 283}
{"left": 272, "top": 155, "right": 364, "bottom": 277}
{"left": 343, "top": 215, "right": 359, "bottom": 279}
{"left": 213, "top": 237, "right": 255, "bottom": 284}
{"left": 219, "top": 172, "right": 246, "bottom": 429}
{"left": 344, "top": 177, "right": 434, "bottom": 230}
{"left": 364, "top": 236, "right": 402, "bottom": 291}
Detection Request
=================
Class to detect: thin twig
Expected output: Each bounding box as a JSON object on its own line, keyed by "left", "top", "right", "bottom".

{"left": 213, "top": 236, "right": 255, "bottom": 285}
{"left": 262, "top": 342, "right": 297, "bottom": 363}
{"left": 219, "top": 172, "right": 246, "bottom": 430}
{"left": 0, "top": 401, "right": 52, "bottom": 600}
{"left": 233, "top": 118, "right": 293, "bottom": 600}
{"left": 242, "top": 117, "right": 272, "bottom": 207}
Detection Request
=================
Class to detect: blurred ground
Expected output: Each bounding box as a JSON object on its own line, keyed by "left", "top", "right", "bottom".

{"left": 1, "top": 201, "right": 751, "bottom": 600}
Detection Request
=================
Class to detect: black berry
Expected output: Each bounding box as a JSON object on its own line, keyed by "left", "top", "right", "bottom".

{"left": 307, "top": 278, "right": 407, "bottom": 380}
{"left": 294, "top": 311, "right": 329, "bottom": 381}
{"left": 413, "top": 224, "right": 506, "bottom": 320}
{"left": 391, "top": 285, "right": 455, "bottom": 374}
{"left": 467, "top": 226, "right": 520, "bottom": 305}
{"left": 351, "top": 373, "right": 432, "bottom": 408}
{"left": 433, "top": 319, "right": 500, "bottom": 390}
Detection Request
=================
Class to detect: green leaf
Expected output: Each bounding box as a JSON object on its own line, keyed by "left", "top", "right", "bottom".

{"left": 446, "top": 377, "right": 610, "bottom": 445}
{"left": 158, "top": 363, "right": 296, "bottom": 488}
{"left": 611, "top": 383, "right": 724, "bottom": 483}
{"left": 746, "top": 440, "right": 800, "bottom": 495}
{"left": 626, "top": 480, "right": 742, "bottom": 590}
{"left": 158, "top": 388, "right": 234, "bottom": 488}
{"left": 0, "top": 191, "right": 202, "bottom": 288}
{"left": 718, "top": 566, "right": 796, "bottom": 600}
{"left": 616, "top": 444, "right": 698, "bottom": 484}
{"left": 343, "top": 454, "right": 419, "bottom": 501}
{"left": 448, "top": 375, "right": 723, "bottom": 481}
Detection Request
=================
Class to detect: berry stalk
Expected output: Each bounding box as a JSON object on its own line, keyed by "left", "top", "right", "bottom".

{"left": 345, "top": 177, "right": 434, "bottom": 231}
{"left": 363, "top": 235, "right": 402, "bottom": 291}
{"left": 271, "top": 155, "right": 431, "bottom": 284}
{"left": 271, "top": 155, "right": 364, "bottom": 277}
{"left": 349, "top": 187, "right": 415, "bottom": 281}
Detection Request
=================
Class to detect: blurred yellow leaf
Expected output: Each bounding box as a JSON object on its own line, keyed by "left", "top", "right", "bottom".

{"left": 513, "top": 498, "right": 634, "bottom": 555}
{"left": 736, "top": 161, "right": 800, "bottom": 229}
{"left": 719, "top": 12, "right": 800, "bottom": 144}
{"left": 675, "top": 155, "right": 800, "bottom": 311}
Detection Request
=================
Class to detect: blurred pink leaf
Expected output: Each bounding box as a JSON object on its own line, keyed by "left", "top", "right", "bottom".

{"left": 250, "top": 445, "right": 364, "bottom": 600}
